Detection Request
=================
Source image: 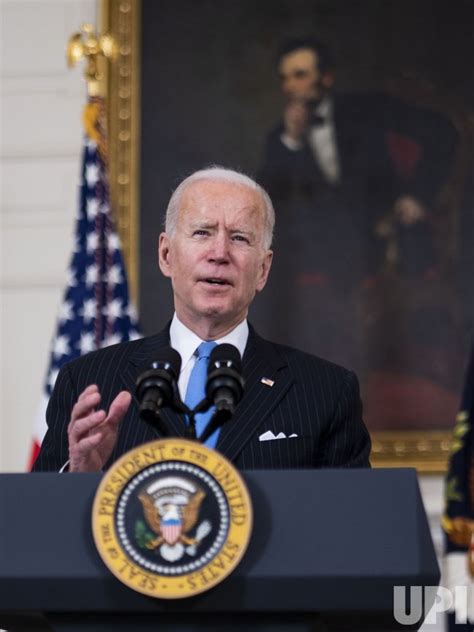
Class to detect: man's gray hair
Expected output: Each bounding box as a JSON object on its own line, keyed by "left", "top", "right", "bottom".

{"left": 164, "top": 166, "right": 275, "bottom": 249}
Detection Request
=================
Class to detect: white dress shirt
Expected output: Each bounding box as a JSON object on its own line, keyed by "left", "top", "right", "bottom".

{"left": 169, "top": 313, "right": 249, "bottom": 400}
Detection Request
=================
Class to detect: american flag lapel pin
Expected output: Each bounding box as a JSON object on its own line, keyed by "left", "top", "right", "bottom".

{"left": 261, "top": 377, "right": 274, "bottom": 387}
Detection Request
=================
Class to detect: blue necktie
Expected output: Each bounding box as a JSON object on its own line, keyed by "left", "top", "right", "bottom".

{"left": 185, "top": 341, "right": 219, "bottom": 448}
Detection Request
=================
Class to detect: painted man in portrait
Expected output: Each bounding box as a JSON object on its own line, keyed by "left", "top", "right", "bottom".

{"left": 257, "top": 36, "right": 458, "bottom": 376}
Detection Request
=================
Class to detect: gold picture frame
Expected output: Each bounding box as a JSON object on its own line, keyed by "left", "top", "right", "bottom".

{"left": 101, "top": 0, "right": 454, "bottom": 474}
{"left": 101, "top": 0, "right": 141, "bottom": 306}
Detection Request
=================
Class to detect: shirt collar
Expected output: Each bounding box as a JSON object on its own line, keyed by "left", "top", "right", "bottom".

{"left": 314, "top": 96, "right": 333, "bottom": 121}
{"left": 169, "top": 313, "right": 249, "bottom": 368}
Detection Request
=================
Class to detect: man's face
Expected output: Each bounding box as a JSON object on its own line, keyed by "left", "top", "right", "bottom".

{"left": 278, "top": 48, "right": 330, "bottom": 103}
{"left": 159, "top": 180, "right": 273, "bottom": 333}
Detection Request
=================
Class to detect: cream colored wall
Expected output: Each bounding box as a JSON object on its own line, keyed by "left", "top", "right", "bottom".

{"left": 0, "top": 0, "right": 97, "bottom": 472}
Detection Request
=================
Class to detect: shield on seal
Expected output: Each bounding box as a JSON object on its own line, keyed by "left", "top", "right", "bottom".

{"left": 161, "top": 512, "right": 182, "bottom": 545}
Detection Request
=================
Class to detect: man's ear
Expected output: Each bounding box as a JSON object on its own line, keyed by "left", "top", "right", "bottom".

{"left": 256, "top": 250, "right": 273, "bottom": 293}
{"left": 158, "top": 232, "right": 172, "bottom": 278}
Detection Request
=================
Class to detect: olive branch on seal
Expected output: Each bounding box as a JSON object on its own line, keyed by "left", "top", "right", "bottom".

{"left": 135, "top": 520, "right": 155, "bottom": 549}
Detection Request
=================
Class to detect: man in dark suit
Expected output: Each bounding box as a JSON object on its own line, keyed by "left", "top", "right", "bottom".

{"left": 33, "top": 167, "right": 371, "bottom": 472}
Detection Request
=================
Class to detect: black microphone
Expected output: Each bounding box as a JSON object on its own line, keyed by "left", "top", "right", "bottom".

{"left": 135, "top": 347, "right": 182, "bottom": 433}
{"left": 199, "top": 344, "right": 244, "bottom": 443}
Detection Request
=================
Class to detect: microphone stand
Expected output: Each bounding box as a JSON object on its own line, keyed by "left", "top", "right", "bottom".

{"left": 199, "top": 409, "right": 232, "bottom": 444}
{"left": 185, "top": 397, "right": 213, "bottom": 441}
{"left": 164, "top": 395, "right": 213, "bottom": 442}
{"left": 184, "top": 410, "right": 197, "bottom": 440}
{"left": 144, "top": 393, "right": 228, "bottom": 445}
{"left": 176, "top": 397, "right": 229, "bottom": 445}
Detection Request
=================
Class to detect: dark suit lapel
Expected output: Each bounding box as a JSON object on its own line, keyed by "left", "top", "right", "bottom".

{"left": 120, "top": 326, "right": 186, "bottom": 438}
{"left": 216, "top": 328, "right": 293, "bottom": 463}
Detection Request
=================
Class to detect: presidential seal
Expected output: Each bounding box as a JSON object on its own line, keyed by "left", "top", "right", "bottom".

{"left": 92, "top": 439, "right": 252, "bottom": 599}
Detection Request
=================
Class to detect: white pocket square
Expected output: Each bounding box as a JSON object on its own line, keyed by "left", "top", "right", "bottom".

{"left": 258, "top": 431, "right": 298, "bottom": 442}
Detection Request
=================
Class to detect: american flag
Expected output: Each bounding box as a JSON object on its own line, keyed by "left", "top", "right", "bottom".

{"left": 28, "top": 97, "right": 141, "bottom": 469}
{"left": 442, "top": 344, "right": 474, "bottom": 628}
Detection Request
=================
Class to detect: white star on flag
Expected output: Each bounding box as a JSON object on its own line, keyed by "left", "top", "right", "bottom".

{"left": 126, "top": 303, "right": 138, "bottom": 320}
{"left": 107, "top": 264, "right": 123, "bottom": 286}
{"left": 102, "top": 333, "right": 122, "bottom": 347}
{"left": 66, "top": 266, "right": 78, "bottom": 287}
{"left": 79, "top": 331, "right": 95, "bottom": 354}
{"left": 103, "top": 298, "right": 123, "bottom": 320}
{"left": 53, "top": 335, "right": 70, "bottom": 358}
{"left": 81, "top": 298, "right": 97, "bottom": 323}
{"left": 58, "top": 300, "right": 73, "bottom": 323}
{"left": 107, "top": 233, "right": 121, "bottom": 252}
{"left": 85, "top": 263, "right": 99, "bottom": 287}
{"left": 85, "top": 163, "right": 99, "bottom": 187}
{"left": 86, "top": 197, "right": 100, "bottom": 220}
{"left": 47, "top": 368, "right": 60, "bottom": 390}
{"left": 86, "top": 232, "right": 99, "bottom": 253}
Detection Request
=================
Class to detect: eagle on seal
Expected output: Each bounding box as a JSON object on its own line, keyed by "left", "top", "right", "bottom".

{"left": 138, "top": 488, "right": 206, "bottom": 549}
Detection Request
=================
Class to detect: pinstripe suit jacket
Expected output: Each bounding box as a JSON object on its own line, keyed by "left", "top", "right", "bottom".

{"left": 32, "top": 325, "right": 371, "bottom": 471}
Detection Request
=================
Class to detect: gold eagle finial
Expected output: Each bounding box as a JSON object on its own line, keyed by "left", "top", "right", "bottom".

{"left": 66, "top": 24, "right": 118, "bottom": 96}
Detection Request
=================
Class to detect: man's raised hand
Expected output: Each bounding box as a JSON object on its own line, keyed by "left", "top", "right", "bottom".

{"left": 67, "top": 384, "right": 131, "bottom": 472}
